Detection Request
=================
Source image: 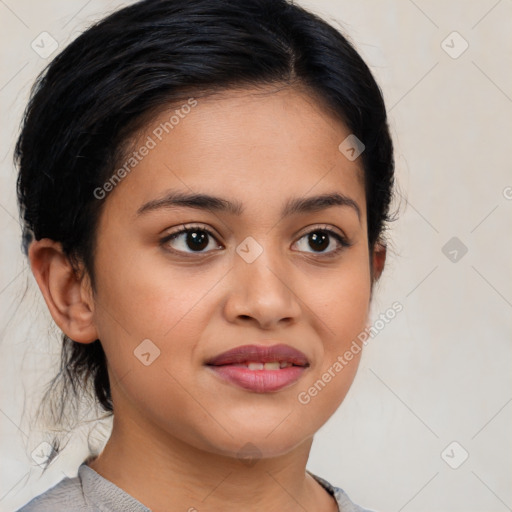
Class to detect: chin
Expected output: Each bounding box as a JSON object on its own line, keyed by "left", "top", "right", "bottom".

{"left": 197, "top": 422, "right": 312, "bottom": 462}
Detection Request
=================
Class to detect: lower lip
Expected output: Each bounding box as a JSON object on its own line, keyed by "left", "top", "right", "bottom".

{"left": 206, "top": 365, "right": 307, "bottom": 393}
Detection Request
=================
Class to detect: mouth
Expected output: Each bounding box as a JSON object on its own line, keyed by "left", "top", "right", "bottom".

{"left": 204, "top": 343, "right": 310, "bottom": 393}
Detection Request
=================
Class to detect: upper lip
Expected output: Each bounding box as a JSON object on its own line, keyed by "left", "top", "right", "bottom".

{"left": 205, "top": 344, "right": 310, "bottom": 367}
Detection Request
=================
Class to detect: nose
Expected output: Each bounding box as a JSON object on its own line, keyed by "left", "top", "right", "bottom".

{"left": 223, "top": 244, "right": 302, "bottom": 330}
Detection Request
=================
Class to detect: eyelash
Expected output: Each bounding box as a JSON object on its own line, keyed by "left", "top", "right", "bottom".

{"left": 160, "top": 224, "right": 351, "bottom": 259}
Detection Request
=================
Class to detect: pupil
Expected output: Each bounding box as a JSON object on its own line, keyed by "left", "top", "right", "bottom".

{"left": 310, "top": 231, "right": 328, "bottom": 251}
{"left": 188, "top": 230, "right": 208, "bottom": 251}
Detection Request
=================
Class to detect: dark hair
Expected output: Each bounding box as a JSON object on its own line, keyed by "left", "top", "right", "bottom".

{"left": 15, "top": 0, "right": 394, "bottom": 446}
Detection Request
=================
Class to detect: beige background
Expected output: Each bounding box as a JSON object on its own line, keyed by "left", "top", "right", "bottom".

{"left": 1, "top": 1, "right": 511, "bottom": 511}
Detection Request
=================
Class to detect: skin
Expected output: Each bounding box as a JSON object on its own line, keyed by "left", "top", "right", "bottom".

{"left": 29, "top": 85, "right": 385, "bottom": 512}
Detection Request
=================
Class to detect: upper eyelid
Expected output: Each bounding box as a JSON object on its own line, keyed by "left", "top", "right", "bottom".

{"left": 295, "top": 223, "right": 347, "bottom": 240}
{"left": 162, "top": 223, "right": 349, "bottom": 246}
{"left": 164, "top": 224, "right": 219, "bottom": 241}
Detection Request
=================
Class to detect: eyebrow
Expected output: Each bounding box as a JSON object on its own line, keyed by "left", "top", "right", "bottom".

{"left": 136, "top": 190, "right": 361, "bottom": 222}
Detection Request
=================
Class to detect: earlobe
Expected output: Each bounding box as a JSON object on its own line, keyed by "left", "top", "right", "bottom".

{"left": 28, "top": 238, "right": 98, "bottom": 344}
{"left": 371, "top": 241, "right": 387, "bottom": 282}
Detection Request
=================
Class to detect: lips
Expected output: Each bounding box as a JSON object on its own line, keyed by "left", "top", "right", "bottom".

{"left": 204, "top": 343, "right": 310, "bottom": 393}
{"left": 204, "top": 344, "right": 310, "bottom": 367}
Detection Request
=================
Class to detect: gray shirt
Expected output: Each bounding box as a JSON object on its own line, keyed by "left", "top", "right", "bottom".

{"left": 16, "top": 462, "right": 373, "bottom": 511}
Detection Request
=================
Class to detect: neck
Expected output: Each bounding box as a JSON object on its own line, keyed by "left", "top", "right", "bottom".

{"left": 87, "top": 414, "right": 338, "bottom": 512}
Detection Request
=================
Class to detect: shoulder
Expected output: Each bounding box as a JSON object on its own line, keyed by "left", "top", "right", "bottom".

{"left": 16, "top": 462, "right": 150, "bottom": 512}
{"left": 307, "top": 470, "right": 377, "bottom": 512}
{"left": 15, "top": 472, "right": 91, "bottom": 512}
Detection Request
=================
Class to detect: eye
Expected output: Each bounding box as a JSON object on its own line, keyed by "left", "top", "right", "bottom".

{"left": 160, "top": 224, "right": 351, "bottom": 258}
{"left": 160, "top": 225, "right": 222, "bottom": 255}
{"left": 293, "top": 226, "right": 351, "bottom": 257}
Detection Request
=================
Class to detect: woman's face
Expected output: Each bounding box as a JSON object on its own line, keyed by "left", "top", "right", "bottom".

{"left": 89, "top": 85, "right": 374, "bottom": 458}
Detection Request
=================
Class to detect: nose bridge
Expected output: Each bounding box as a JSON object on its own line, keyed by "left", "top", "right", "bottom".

{"left": 225, "top": 233, "right": 301, "bottom": 327}
{"left": 235, "top": 233, "right": 285, "bottom": 287}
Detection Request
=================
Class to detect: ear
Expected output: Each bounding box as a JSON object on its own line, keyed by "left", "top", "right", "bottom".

{"left": 28, "top": 238, "right": 98, "bottom": 344}
{"left": 371, "top": 240, "right": 387, "bottom": 282}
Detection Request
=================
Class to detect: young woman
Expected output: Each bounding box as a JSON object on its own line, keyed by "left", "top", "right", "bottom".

{"left": 14, "top": 0, "right": 394, "bottom": 510}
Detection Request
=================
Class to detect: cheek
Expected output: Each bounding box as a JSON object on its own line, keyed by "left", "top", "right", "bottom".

{"left": 297, "top": 253, "right": 371, "bottom": 407}
{"left": 308, "top": 251, "right": 372, "bottom": 346}
{"left": 93, "top": 241, "right": 220, "bottom": 342}
{"left": 327, "top": 272, "right": 371, "bottom": 344}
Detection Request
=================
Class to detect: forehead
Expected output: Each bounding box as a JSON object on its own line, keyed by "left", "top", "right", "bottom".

{"left": 101, "top": 86, "right": 366, "bottom": 222}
